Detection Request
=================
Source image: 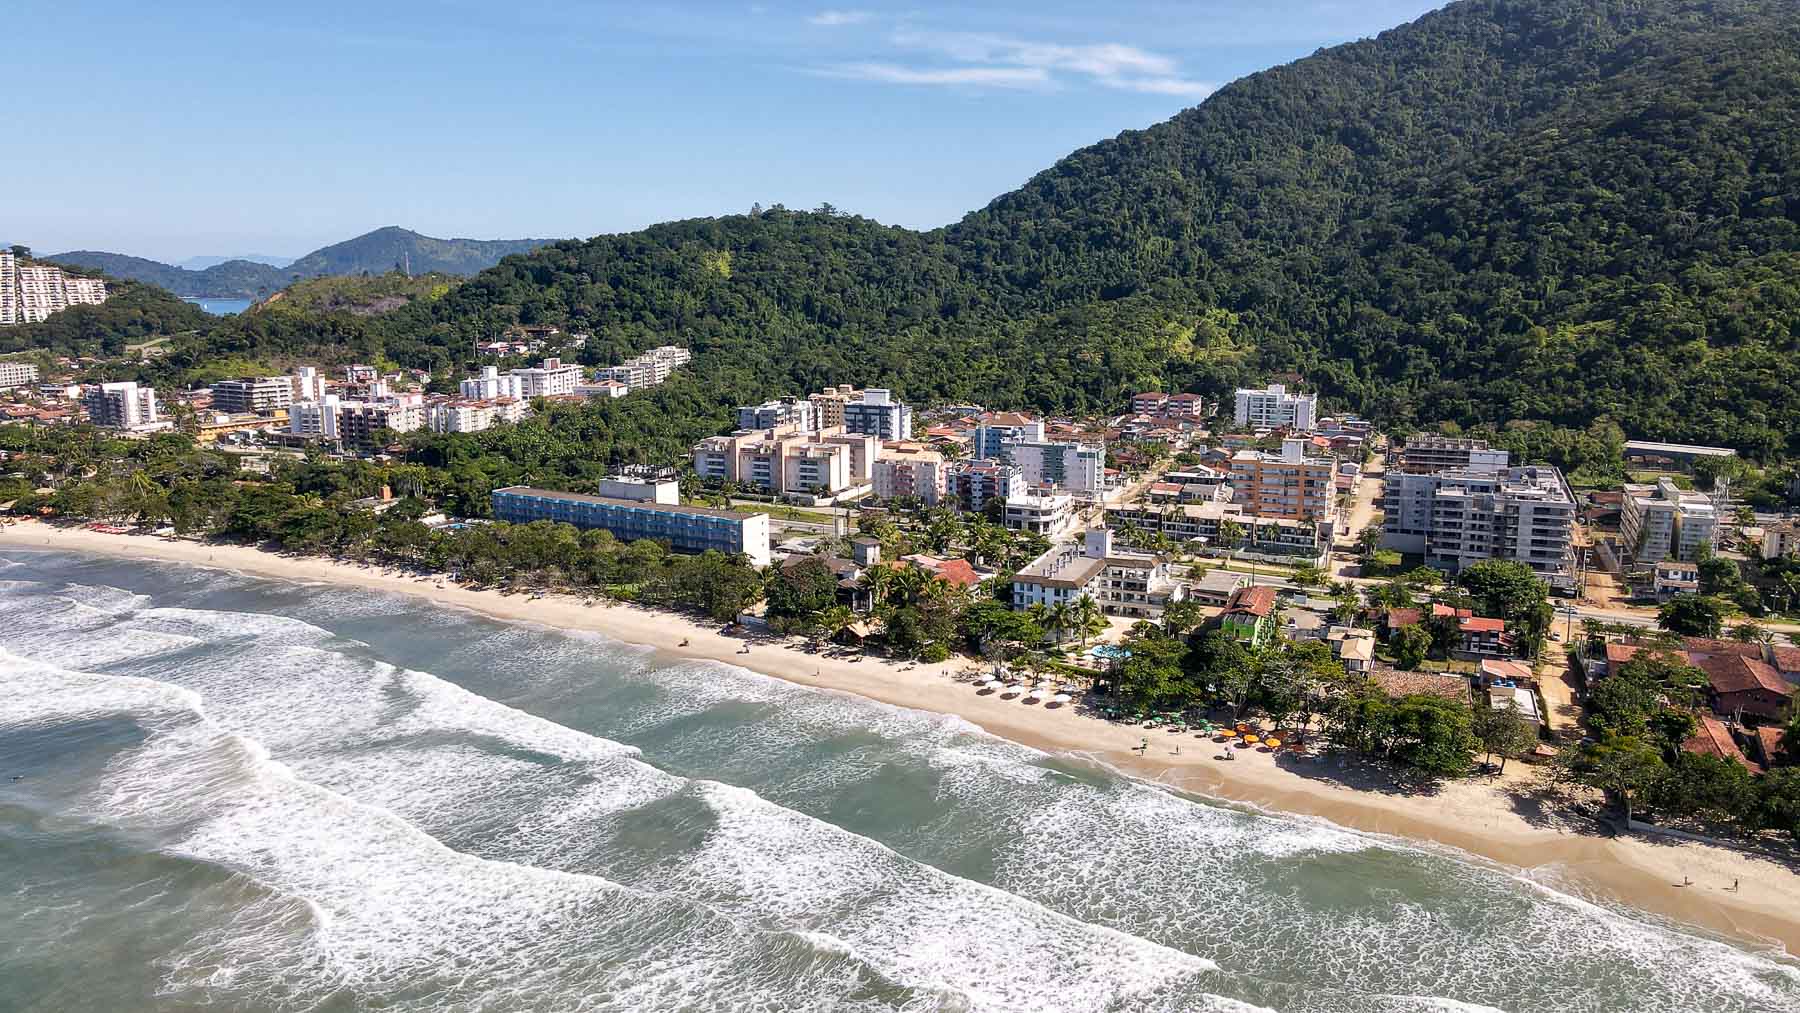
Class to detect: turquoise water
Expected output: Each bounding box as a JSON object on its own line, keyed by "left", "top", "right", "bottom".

{"left": 181, "top": 296, "right": 254, "bottom": 315}
{"left": 2, "top": 549, "right": 1797, "bottom": 1012}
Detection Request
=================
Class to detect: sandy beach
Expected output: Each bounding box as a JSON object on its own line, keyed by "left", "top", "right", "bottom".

{"left": 7, "top": 520, "right": 1799, "bottom": 957}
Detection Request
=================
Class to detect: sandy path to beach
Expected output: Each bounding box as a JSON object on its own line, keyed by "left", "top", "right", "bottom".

{"left": 6, "top": 521, "right": 1798, "bottom": 955}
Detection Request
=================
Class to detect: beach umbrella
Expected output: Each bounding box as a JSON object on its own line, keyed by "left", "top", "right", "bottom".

{"left": 1243, "top": 734, "right": 1261, "bottom": 745}
{"left": 1053, "top": 693, "right": 1072, "bottom": 704}
{"left": 1265, "top": 738, "right": 1282, "bottom": 749}
{"left": 984, "top": 679, "right": 1003, "bottom": 689}
{"left": 1005, "top": 684, "right": 1022, "bottom": 694}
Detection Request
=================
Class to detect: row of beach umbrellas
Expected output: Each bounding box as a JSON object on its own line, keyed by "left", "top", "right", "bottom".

{"left": 980, "top": 679, "right": 1072, "bottom": 705}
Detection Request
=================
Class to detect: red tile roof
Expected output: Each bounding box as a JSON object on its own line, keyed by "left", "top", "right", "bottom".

{"left": 1697, "top": 655, "right": 1794, "bottom": 698}
{"left": 1385, "top": 607, "right": 1423, "bottom": 630}
{"left": 1432, "top": 603, "right": 1474, "bottom": 619}
{"left": 1755, "top": 726, "right": 1787, "bottom": 766}
{"left": 1684, "top": 715, "right": 1761, "bottom": 773}
{"left": 1770, "top": 646, "right": 1800, "bottom": 674}
{"left": 1683, "top": 637, "right": 1763, "bottom": 660}
{"left": 1460, "top": 617, "right": 1507, "bottom": 634}
{"left": 1225, "top": 585, "right": 1278, "bottom": 618}
{"left": 1604, "top": 643, "right": 1644, "bottom": 666}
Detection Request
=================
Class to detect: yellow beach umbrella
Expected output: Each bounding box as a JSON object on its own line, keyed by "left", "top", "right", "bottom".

{"left": 1264, "top": 738, "right": 1282, "bottom": 749}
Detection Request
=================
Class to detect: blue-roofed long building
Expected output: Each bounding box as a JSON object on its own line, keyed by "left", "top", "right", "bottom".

{"left": 491, "top": 480, "right": 771, "bottom": 567}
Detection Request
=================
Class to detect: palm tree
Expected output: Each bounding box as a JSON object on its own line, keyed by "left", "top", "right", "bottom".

{"left": 819, "top": 605, "right": 856, "bottom": 643}
{"left": 1046, "top": 602, "right": 1073, "bottom": 645}
{"left": 855, "top": 566, "right": 892, "bottom": 613}
{"left": 1218, "top": 519, "right": 1245, "bottom": 571}
{"left": 1072, "top": 593, "right": 1105, "bottom": 648}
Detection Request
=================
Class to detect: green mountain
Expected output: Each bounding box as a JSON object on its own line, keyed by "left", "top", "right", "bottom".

{"left": 143, "top": 0, "right": 1800, "bottom": 459}
{"left": 45, "top": 228, "right": 554, "bottom": 299}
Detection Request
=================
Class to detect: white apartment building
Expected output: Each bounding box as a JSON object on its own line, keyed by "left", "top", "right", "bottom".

{"left": 1621, "top": 478, "right": 1717, "bottom": 563}
{"left": 83, "top": 381, "right": 166, "bottom": 431}
{"left": 0, "top": 361, "right": 41, "bottom": 390}
{"left": 693, "top": 424, "right": 876, "bottom": 497}
{"left": 872, "top": 443, "right": 945, "bottom": 505}
{"left": 509, "top": 358, "right": 582, "bottom": 398}
{"left": 0, "top": 253, "right": 108, "bottom": 325}
{"left": 573, "top": 379, "right": 629, "bottom": 399}
{"left": 1381, "top": 466, "right": 1577, "bottom": 589}
{"left": 842, "top": 388, "right": 913, "bottom": 441}
{"left": 1011, "top": 529, "right": 1183, "bottom": 620}
{"left": 1002, "top": 438, "right": 1106, "bottom": 497}
{"left": 973, "top": 412, "right": 1044, "bottom": 459}
{"left": 290, "top": 395, "right": 343, "bottom": 441}
{"left": 1763, "top": 521, "right": 1800, "bottom": 560}
{"left": 597, "top": 344, "right": 691, "bottom": 391}
{"left": 427, "top": 398, "right": 530, "bottom": 434}
{"left": 1107, "top": 501, "right": 1329, "bottom": 560}
{"left": 736, "top": 397, "right": 818, "bottom": 432}
{"left": 1233, "top": 383, "right": 1318, "bottom": 431}
{"left": 1395, "top": 435, "right": 1509, "bottom": 475}
{"left": 461, "top": 366, "right": 526, "bottom": 401}
{"left": 1002, "top": 492, "right": 1076, "bottom": 537}
{"left": 292, "top": 366, "right": 328, "bottom": 403}
{"left": 211, "top": 376, "right": 294, "bottom": 414}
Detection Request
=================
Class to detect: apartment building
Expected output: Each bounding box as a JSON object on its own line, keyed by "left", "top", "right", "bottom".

{"left": 292, "top": 366, "right": 328, "bottom": 402}
{"left": 426, "top": 398, "right": 529, "bottom": 434}
{"left": 693, "top": 424, "right": 876, "bottom": 497}
{"left": 1763, "top": 521, "right": 1800, "bottom": 560}
{"left": 736, "top": 397, "right": 818, "bottom": 433}
{"left": 1227, "top": 439, "right": 1337, "bottom": 523}
{"left": 573, "top": 379, "right": 629, "bottom": 399}
{"left": 491, "top": 483, "right": 771, "bottom": 568}
{"left": 460, "top": 366, "right": 526, "bottom": 401}
{"left": 1129, "top": 391, "right": 1205, "bottom": 417}
{"left": 211, "top": 376, "right": 295, "bottom": 414}
{"left": 0, "top": 361, "right": 40, "bottom": 390}
{"left": 1003, "top": 438, "right": 1106, "bottom": 497}
{"left": 337, "top": 399, "right": 425, "bottom": 449}
{"left": 1003, "top": 492, "right": 1076, "bottom": 536}
{"left": 1395, "top": 435, "right": 1509, "bottom": 475}
{"left": 973, "top": 412, "right": 1044, "bottom": 459}
{"left": 1233, "top": 383, "right": 1317, "bottom": 431}
{"left": 82, "top": 381, "right": 166, "bottom": 431}
{"left": 948, "top": 460, "right": 1023, "bottom": 514}
{"left": 1381, "top": 466, "right": 1577, "bottom": 589}
{"left": 842, "top": 388, "right": 913, "bottom": 441}
{"left": 1622, "top": 478, "right": 1717, "bottom": 563}
{"left": 1011, "top": 529, "right": 1182, "bottom": 620}
{"left": 0, "top": 252, "right": 108, "bottom": 325}
{"left": 509, "top": 358, "right": 583, "bottom": 398}
{"left": 872, "top": 443, "right": 946, "bottom": 505}
{"left": 597, "top": 345, "right": 690, "bottom": 390}
{"left": 1106, "top": 501, "right": 1329, "bottom": 559}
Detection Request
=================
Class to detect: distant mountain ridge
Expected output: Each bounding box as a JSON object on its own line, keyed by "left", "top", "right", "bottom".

{"left": 45, "top": 227, "right": 556, "bottom": 299}
{"left": 179, "top": 254, "right": 294, "bottom": 271}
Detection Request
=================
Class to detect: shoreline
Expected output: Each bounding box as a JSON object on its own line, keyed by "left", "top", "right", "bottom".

{"left": 6, "top": 521, "right": 1800, "bottom": 957}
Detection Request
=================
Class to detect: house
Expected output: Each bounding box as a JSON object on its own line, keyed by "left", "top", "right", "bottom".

{"left": 1327, "top": 626, "right": 1377, "bottom": 674}
{"left": 777, "top": 553, "right": 867, "bottom": 609}
{"left": 899, "top": 554, "right": 986, "bottom": 588}
{"left": 1683, "top": 714, "right": 1762, "bottom": 774}
{"left": 1652, "top": 560, "right": 1700, "bottom": 601}
{"left": 1188, "top": 569, "right": 1250, "bottom": 607}
{"left": 1696, "top": 654, "right": 1794, "bottom": 724}
{"left": 1455, "top": 617, "right": 1512, "bottom": 659}
{"left": 1487, "top": 685, "right": 1543, "bottom": 725}
{"left": 1380, "top": 607, "right": 1424, "bottom": 639}
{"left": 1683, "top": 637, "right": 1763, "bottom": 664}
{"left": 1761, "top": 520, "right": 1800, "bottom": 560}
{"left": 1478, "top": 659, "right": 1537, "bottom": 687}
{"left": 1593, "top": 641, "right": 1644, "bottom": 678}
{"left": 1281, "top": 609, "right": 1328, "bottom": 642}
{"left": 1751, "top": 725, "right": 1787, "bottom": 768}
{"left": 1220, "top": 585, "right": 1279, "bottom": 647}
{"left": 1767, "top": 645, "right": 1800, "bottom": 685}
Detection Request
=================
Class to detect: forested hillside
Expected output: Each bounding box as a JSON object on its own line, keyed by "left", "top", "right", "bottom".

{"left": 50, "top": 0, "right": 1800, "bottom": 458}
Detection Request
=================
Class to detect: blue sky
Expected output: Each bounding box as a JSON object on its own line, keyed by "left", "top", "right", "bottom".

{"left": 9, "top": 1, "right": 1442, "bottom": 262}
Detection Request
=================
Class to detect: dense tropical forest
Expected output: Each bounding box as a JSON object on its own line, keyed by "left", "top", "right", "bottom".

{"left": 15, "top": 0, "right": 1800, "bottom": 459}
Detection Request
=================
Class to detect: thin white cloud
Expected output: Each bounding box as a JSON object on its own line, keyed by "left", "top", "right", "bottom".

{"left": 808, "top": 9, "right": 874, "bottom": 26}
{"left": 814, "top": 62, "right": 1051, "bottom": 88}
{"left": 808, "top": 27, "right": 1214, "bottom": 98}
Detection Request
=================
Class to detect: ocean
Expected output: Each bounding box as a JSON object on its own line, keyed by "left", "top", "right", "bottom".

{"left": 2, "top": 549, "right": 1797, "bottom": 1013}
{"left": 180, "top": 297, "right": 254, "bottom": 316}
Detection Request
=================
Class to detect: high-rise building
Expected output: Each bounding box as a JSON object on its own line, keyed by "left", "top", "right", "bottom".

{"left": 948, "top": 460, "right": 1023, "bottom": 514}
{"left": 735, "top": 398, "right": 818, "bottom": 433}
{"left": 1002, "top": 439, "right": 1106, "bottom": 496}
{"left": 83, "top": 381, "right": 164, "bottom": 431}
{"left": 872, "top": 443, "right": 945, "bottom": 505}
{"left": 1227, "top": 438, "right": 1337, "bottom": 522}
{"left": 0, "top": 361, "right": 41, "bottom": 390}
{"left": 1233, "top": 383, "right": 1317, "bottom": 431}
{"left": 841, "top": 388, "right": 913, "bottom": 441}
{"left": 460, "top": 366, "right": 525, "bottom": 401}
{"left": 1380, "top": 466, "right": 1576, "bottom": 589}
{"left": 1395, "top": 435, "right": 1509, "bottom": 475}
{"left": 211, "top": 376, "right": 294, "bottom": 414}
{"left": 973, "top": 413, "right": 1044, "bottom": 459}
{"left": 292, "top": 366, "right": 328, "bottom": 403}
{"left": 1622, "top": 478, "right": 1717, "bottom": 563}
{"left": 693, "top": 424, "right": 875, "bottom": 496}
{"left": 0, "top": 252, "right": 107, "bottom": 325}
{"left": 426, "top": 398, "right": 530, "bottom": 434}
{"left": 509, "top": 358, "right": 582, "bottom": 398}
